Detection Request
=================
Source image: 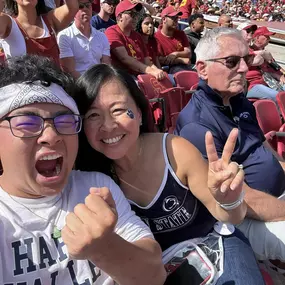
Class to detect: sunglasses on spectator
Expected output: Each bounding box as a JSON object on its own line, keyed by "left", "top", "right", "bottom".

{"left": 206, "top": 54, "right": 255, "bottom": 69}
{"left": 123, "top": 10, "right": 139, "bottom": 18}
{"left": 79, "top": 2, "right": 92, "bottom": 9}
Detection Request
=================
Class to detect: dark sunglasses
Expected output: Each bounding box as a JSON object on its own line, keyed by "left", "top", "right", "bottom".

{"left": 206, "top": 54, "right": 255, "bottom": 69}
{"left": 79, "top": 2, "right": 92, "bottom": 9}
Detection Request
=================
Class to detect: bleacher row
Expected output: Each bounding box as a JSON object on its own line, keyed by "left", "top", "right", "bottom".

{"left": 139, "top": 69, "right": 285, "bottom": 163}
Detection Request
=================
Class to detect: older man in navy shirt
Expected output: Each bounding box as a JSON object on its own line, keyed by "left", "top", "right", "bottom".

{"left": 175, "top": 27, "right": 285, "bottom": 264}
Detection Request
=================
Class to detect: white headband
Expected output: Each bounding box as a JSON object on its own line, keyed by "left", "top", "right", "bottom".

{"left": 0, "top": 81, "right": 79, "bottom": 118}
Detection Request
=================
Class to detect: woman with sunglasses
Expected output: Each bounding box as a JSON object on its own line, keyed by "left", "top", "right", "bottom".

{"left": 0, "top": 0, "right": 78, "bottom": 65}
{"left": 74, "top": 63, "right": 265, "bottom": 284}
{"left": 105, "top": 0, "right": 165, "bottom": 80}
{"left": 135, "top": 13, "right": 161, "bottom": 68}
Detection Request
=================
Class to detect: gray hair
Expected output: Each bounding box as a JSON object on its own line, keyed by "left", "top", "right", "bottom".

{"left": 195, "top": 27, "right": 245, "bottom": 61}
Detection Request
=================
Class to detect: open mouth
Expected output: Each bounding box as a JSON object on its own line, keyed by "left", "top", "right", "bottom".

{"left": 35, "top": 154, "right": 63, "bottom": 178}
{"left": 102, "top": 135, "right": 124, "bottom": 144}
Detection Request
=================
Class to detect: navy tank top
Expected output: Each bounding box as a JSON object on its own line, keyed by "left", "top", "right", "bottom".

{"left": 130, "top": 134, "right": 216, "bottom": 251}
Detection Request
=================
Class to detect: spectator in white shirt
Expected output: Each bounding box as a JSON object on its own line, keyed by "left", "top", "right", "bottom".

{"left": 57, "top": 0, "right": 111, "bottom": 78}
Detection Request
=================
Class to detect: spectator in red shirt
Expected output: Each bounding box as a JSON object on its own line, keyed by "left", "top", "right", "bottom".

{"left": 155, "top": 6, "right": 192, "bottom": 73}
{"left": 135, "top": 14, "right": 161, "bottom": 68}
{"left": 105, "top": 0, "right": 164, "bottom": 79}
{"left": 179, "top": 0, "right": 196, "bottom": 21}
{"left": 246, "top": 27, "right": 285, "bottom": 101}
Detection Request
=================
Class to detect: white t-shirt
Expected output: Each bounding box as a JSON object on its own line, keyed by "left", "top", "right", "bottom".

{"left": 57, "top": 23, "right": 110, "bottom": 75}
{"left": 0, "top": 170, "right": 153, "bottom": 285}
{"left": 1, "top": 15, "right": 50, "bottom": 58}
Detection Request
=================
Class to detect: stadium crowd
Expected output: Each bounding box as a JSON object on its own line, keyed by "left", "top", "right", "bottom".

{"left": 0, "top": 0, "right": 285, "bottom": 283}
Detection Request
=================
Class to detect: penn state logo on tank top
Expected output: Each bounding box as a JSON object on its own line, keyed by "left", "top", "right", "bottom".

{"left": 131, "top": 170, "right": 199, "bottom": 235}
{"left": 130, "top": 134, "right": 216, "bottom": 250}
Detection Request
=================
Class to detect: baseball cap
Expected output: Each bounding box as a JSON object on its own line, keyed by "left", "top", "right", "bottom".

{"left": 253, "top": 26, "right": 275, "bottom": 38}
{"left": 115, "top": 0, "right": 142, "bottom": 17}
{"left": 161, "top": 6, "right": 182, "bottom": 18}
{"left": 236, "top": 22, "right": 257, "bottom": 31}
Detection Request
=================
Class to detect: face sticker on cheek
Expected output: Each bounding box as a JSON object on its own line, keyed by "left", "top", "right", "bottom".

{"left": 126, "top": 109, "right": 135, "bottom": 119}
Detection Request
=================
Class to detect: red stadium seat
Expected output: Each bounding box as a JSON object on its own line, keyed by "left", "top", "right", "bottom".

{"left": 276, "top": 92, "right": 285, "bottom": 121}
{"left": 173, "top": 71, "right": 199, "bottom": 91}
{"left": 137, "top": 73, "right": 173, "bottom": 131}
{"left": 260, "top": 269, "right": 274, "bottom": 285}
{"left": 254, "top": 99, "right": 285, "bottom": 158}
{"left": 137, "top": 73, "right": 173, "bottom": 99}
{"left": 137, "top": 73, "right": 189, "bottom": 132}
{"left": 159, "top": 87, "right": 189, "bottom": 133}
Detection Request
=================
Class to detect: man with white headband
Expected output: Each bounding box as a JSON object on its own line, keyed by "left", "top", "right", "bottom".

{"left": 0, "top": 55, "right": 166, "bottom": 284}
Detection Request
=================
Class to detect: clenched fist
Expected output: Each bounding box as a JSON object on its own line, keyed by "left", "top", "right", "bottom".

{"left": 62, "top": 187, "right": 118, "bottom": 260}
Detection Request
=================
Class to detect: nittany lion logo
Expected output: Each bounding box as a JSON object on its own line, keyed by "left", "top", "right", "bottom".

{"left": 162, "top": 196, "right": 180, "bottom": 212}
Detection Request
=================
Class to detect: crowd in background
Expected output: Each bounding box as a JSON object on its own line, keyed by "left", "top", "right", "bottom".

{"left": 129, "top": 0, "right": 285, "bottom": 22}
{"left": 198, "top": 0, "right": 285, "bottom": 22}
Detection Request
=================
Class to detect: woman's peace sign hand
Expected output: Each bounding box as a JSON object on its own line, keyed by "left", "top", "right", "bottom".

{"left": 206, "top": 128, "right": 244, "bottom": 204}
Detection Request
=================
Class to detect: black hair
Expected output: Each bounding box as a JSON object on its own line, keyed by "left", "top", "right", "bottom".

{"left": 5, "top": 0, "right": 48, "bottom": 16}
{"left": 74, "top": 64, "right": 152, "bottom": 176}
{"left": 135, "top": 13, "right": 155, "bottom": 37}
{"left": 188, "top": 13, "right": 204, "bottom": 25}
{"left": 0, "top": 55, "right": 75, "bottom": 95}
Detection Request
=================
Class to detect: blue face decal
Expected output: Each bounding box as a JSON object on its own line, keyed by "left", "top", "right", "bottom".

{"left": 126, "top": 109, "right": 135, "bottom": 119}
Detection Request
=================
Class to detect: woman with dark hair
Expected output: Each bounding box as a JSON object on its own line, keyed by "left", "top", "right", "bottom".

{"left": 135, "top": 13, "right": 161, "bottom": 68}
{"left": 74, "top": 63, "right": 266, "bottom": 285}
{"left": 0, "top": 0, "right": 78, "bottom": 65}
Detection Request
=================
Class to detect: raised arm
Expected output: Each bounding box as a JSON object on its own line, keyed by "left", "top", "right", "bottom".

{"left": 0, "top": 2, "right": 12, "bottom": 39}
{"left": 47, "top": 0, "right": 79, "bottom": 33}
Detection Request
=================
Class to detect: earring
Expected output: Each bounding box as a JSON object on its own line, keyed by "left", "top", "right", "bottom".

{"left": 140, "top": 121, "right": 143, "bottom": 126}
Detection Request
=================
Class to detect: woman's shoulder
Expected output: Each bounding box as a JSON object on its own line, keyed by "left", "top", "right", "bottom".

{"left": 165, "top": 134, "right": 204, "bottom": 167}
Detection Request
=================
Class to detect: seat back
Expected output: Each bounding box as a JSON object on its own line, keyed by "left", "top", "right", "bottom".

{"left": 174, "top": 71, "right": 199, "bottom": 91}
{"left": 254, "top": 99, "right": 281, "bottom": 150}
{"left": 276, "top": 91, "right": 285, "bottom": 121}
{"left": 254, "top": 100, "right": 281, "bottom": 133}
{"left": 159, "top": 87, "right": 188, "bottom": 132}
{"left": 137, "top": 73, "right": 173, "bottom": 99}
